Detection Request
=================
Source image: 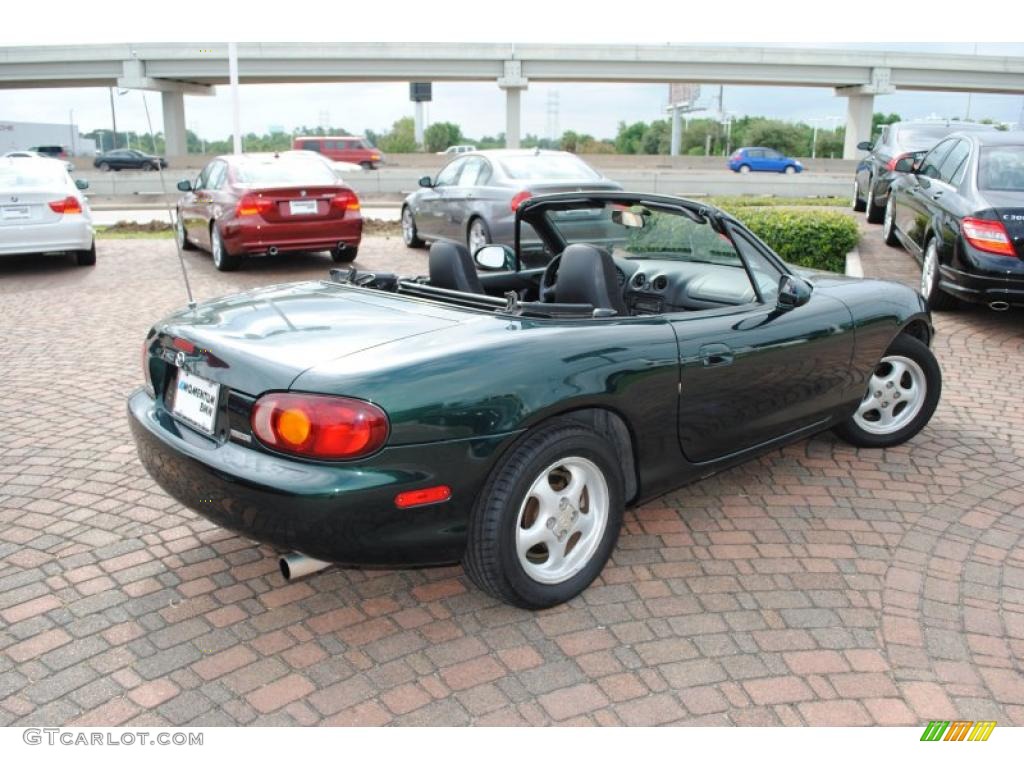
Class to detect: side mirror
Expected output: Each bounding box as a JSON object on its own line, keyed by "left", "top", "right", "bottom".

{"left": 176, "top": 179, "right": 192, "bottom": 192}
{"left": 474, "top": 244, "right": 514, "bottom": 271}
{"left": 418, "top": 175, "right": 433, "bottom": 188}
{"left": 74, "top": 178, "right": 89, "bottom": 190}
{"left": 776, "top": 274, "right": 813, "bottom": 311}
{"left": 857, "top": 141, "right": 873, "bottom": 151}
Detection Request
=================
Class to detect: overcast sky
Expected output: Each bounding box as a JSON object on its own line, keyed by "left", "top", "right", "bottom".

{"left": 3, "top": 42, "right": 1024, "bottom": 142}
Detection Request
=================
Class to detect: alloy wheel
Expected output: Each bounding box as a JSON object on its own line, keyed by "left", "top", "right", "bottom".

{"left": 866, "top": 182, "right": 874, "bottom": 212}
{"left": 851, "top": 181, "right": 860, "bottom": 209}
{"left": 515, "top": 457, "right": 609, "bottom": 585}
{"left": 212, "top": 227, "right": 223, "bottom": 268}
{"left": 852, "top": 355, "right": 927, "bottom": 436}
{"left": 884, "top": 197, "right": 895, "bottom": 240}
{"left": 402, "top": 208, "right": 415, "bottom": 245}
{"left": 468, "top": 220, "right": 489, "bottom": 254}
{"left": 176, "top": 217, "right": 186, "bottom": 250}
{"left": 921, "top": 241, "right": 938, "bottom": 299}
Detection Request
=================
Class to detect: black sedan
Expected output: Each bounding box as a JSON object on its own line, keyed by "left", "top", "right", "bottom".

{"left": 130, "top": 191, "right": 940, "bottom": 609}
{"left": 884, "top": 131, "right": 1024, "bottom": 310}
{"left": 94, "top": 149, "right": 167, "bottom": 171}
{"left": 853, "top": 121, "right": 996, "bottom": 223}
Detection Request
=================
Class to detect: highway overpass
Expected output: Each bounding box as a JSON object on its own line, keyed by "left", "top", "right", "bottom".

{"left": 2, "top": 43, "right": 1023, "bottom": 157}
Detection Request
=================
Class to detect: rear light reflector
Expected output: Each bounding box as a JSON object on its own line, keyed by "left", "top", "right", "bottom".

{"left": 172, "top": 337, "right": 196, "bottom": 354}
{"left": 250, "top": 393, "right": 388, "bottom": 460}
{"left": 330, "top": 190, "right": 361, "bottom": 211}
{"left": 395, "top": 485, "right": 452, "bottom": 509}
{"left": 236, "top": 194, "right": 273, "bottom": 217}
{"left": 961, "top": 217, "right": 1016, "bottom": 257}
{"left": 49, "top": 196, "right": 82, "bottom": 214}
{"left": 510, "top": 190, "right": 532, "bottom": 212}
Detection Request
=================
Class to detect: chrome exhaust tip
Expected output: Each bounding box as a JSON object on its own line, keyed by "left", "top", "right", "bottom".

{"left": 267, "top": 246, "right": 279, "bottom": 256}
{"left": 989, "top": 301, "right": 1010, "bottom": 311}
{"left": 279, "top": 552, "right": 332, "bottom": 581}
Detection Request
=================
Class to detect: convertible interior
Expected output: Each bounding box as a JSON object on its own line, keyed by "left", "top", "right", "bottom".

{"left": 333, "top": 194, "right": 780, "bottom": 318}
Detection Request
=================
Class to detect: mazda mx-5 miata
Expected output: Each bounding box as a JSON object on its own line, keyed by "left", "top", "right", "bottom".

{"left": 129, "top": 192, "right": 941, "bottom": 609}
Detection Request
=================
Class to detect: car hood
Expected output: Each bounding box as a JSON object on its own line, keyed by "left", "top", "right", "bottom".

{"left": 151, "top": 281, "right": 468, "bottom": 396}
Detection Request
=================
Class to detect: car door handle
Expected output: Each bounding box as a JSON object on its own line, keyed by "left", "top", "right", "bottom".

{"left": 699, "top": 343, "right": 734, "bottom": 367}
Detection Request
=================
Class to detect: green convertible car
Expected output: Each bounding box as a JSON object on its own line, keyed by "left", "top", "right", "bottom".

{"left": 129, "top": 192, "right": 941, "bottom": 608}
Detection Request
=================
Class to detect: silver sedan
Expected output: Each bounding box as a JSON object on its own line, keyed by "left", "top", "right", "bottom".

{"left": 401, "top": 149, "right": 622, "bottom": 263}
{"left": 0, "top": 157, "right": 95, "bottom": 265}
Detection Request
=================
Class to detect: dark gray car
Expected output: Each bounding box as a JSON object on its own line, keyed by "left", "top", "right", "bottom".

{"left": 401, "top": 149, "right": 622, "bottom": 263}
{"left": 853, "top": 121, "right": 996, "bottom": 223}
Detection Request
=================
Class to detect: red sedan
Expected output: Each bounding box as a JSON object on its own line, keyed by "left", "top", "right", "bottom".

{"left": 175, "top": 152, "right": 362, "bottom": 271}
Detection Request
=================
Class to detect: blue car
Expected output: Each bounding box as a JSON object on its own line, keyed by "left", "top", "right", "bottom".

{"left": 728, "top": 147, "right": 803, "bottom": 174}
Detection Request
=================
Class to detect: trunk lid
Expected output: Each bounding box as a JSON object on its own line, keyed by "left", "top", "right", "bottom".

{"left": 150, "top": 281, "right": 466, "bottom": 397}
{"left": 235, "top": 185, "right": 356, "bottom": 223}
{"left": 0, "top": 189, "right": 67, "bottom": 227}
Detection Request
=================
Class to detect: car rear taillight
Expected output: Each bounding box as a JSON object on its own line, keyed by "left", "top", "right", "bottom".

{"left": 885, "top": 152, "right": 913, "bottom": 172}
{"left": 236, "top": 194, "right": 274, "bottom": 217}
{"left": 510, "top": 190, "right": 532, "bottom": 212}
{"left": 250, "top": 393, "right": 389, "bottom": 460}
{"left": 330, "top": 190, "right": 361, "bottom": 211}
{"left": 961, "top": 217, "right": 1017, "bottom": 257}
{"left": 49, "top": 196, "right": 82, "bottom": 215}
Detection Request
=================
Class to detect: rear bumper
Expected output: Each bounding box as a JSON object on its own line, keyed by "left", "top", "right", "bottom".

{"left": 940, "top": 263, "right": 1024, "bottom": 306}
{"left": 127, "top": 388, "right": 514, "bottom": 566}
{"left": 0, "top": 217, "right": 93, "bottom": 255}
{"left": 222, "top": 215, "right": 362, "bottom": 255}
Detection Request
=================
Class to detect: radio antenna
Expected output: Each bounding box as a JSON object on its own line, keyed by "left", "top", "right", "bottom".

{"left": 139, "top": 90, "right": 197, "bottom": 310}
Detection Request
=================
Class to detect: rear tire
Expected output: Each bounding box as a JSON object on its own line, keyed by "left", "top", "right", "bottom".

{"left": 739, "top": 164, "right": 751, "bottom": 174}
{"left": 463, "top": 420, "right": 624, "bottom": 609}
{"left": 97, "top": 162, "right": 110, "bottom": 172}
{"left": 865, "top": 179, "right": 885, "bottom": 224}
{"left": 882, "top": 196, "right": 901, "bottom": 247}
{"left": 833, "top": 334, "right": 941, "bottom": 448}
{"left": 210, "top": 225, "right": 240, "bottom": 271}
{"left": 75, "top": 243, "right": 96, "bottom": 266}
{"left": 920, "top": 238, "right": 957, "bottom": 310}
{"left": 330, "top": 246, "right": 358, "bottom": 263}
{"left": 176, "top": 215, "right": 197, "bottom": 251}
{"left": 467, "top": 217, "right": 491, "bottom": 255}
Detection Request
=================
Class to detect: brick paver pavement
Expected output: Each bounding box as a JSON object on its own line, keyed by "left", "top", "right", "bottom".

{"left": 1, "top": 222, "right": 1022, "bottom": 726}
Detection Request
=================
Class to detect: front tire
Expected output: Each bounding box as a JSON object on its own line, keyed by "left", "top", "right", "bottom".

{"left": 784, "top": 165, "right": 796, "bottom": 175}
{"left": 738, "top": 164, "right": 751, "bottom": 174}
{"left": 833, "top": 334, "right": 941, "bottom": 448}
{"left": 865, "top": 179, "right": 885, "bottom": 224}
{"left": 97, "top": 162, "right": 110, "bottom": 172}
{"left": 210, "top": 225, "right": 240, "bottom": 271}
{"left": 402, "top": 206, "right": 425, "bottom": 248}
{"left": 175, "top": 214, "right": 197, "bottom": 251}
{"left": 920, "top": 238, "right": 957, "bottom": 310}
{"left": 464, "top": 420, "right": 625, "bottom": 609}
{"left": 883, "top": 196, "right": 901, "bottom": 247}
{"left": 852, "top": 179, "right": 867, "bottom": 213}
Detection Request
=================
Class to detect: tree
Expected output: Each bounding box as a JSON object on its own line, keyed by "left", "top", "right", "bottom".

{"left": 376, "top": 117, "right": 417, "bottom": 153}
{"left": 559, "top": 130, "right": 592, "bottom": 153}
{"left": 614, "top": 121, "right": 647, "bottom": 154}
{"left": 640, "top": 120, "right": 671, "bottom": 155}
{"left": 740, "top": 119, "right": 807, "bottom": 157}
{"left": 872, "top": 112, "right": 901, "bottom": 138}
{"left": 423, "top": 121, "right": 463, "bottom": 152}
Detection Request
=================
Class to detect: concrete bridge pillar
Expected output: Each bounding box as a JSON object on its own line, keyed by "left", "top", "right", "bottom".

{"left": 499, "top": 60, "right": 528, "bottom": 149}
{"left": 837, "top": 67, "right": 894, "bottom": 160}
{"left": 161, "top": 91, "right": 187, "bottom": 158}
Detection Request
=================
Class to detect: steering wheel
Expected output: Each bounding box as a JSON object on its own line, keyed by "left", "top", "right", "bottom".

{"left": 539, "top": 254, "right": 561, "bottom": 303}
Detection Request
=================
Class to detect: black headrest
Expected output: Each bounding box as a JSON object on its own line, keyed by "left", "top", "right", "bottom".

{"left": 428, "top": 241, "right": 484, "bottom": 295}
{"left": 554, "top": 244, "right": 627, "bottom": 316}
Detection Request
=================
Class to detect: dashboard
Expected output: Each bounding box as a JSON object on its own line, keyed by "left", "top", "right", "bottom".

{"left": 612, "top": 254, "right": 759, "bottom": 314}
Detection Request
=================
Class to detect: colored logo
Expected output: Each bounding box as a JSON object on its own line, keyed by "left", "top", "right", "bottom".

{"left": 920, "top": 720, "right": 996, "bottom": 741}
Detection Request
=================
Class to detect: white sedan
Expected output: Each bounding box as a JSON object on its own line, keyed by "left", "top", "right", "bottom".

{"left": 0, "top": 157, "right": 95, "bottom": 266}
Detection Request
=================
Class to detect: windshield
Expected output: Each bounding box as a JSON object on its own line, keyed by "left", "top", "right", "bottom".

{"left": 978, "top": 146, "right": 1024, "bottom": 192}
{"left": 544, "top": 205, "right": 742, "bottom": 266}
{"left": 499, "top": 154, "right": 601, "bottom": 181}
{"left": 0, "top": 163, "right": 67, "bottom": 189}
{"left": 234, "top": 158, "right": 338, "bottom": 186}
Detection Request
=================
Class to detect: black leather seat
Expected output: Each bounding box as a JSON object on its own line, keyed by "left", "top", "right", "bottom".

{"left": 554, "top": 244, "right": 628, "bottom": 316}
{"left": 428, "top": 241, "right": 485, "bottom": 294}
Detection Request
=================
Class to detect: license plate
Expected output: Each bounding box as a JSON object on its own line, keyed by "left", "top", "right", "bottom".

{"left": 1, "top": 206, "right": 30, "bottom": 220}
{"left": 289, "top": 200, "right": 318, "bottom": 216}
{"left": 171, "top": 369, "right": 220, "bottom": 435}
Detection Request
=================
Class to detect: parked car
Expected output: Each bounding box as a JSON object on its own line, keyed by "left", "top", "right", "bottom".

{"left": 129, "top": 190, "right": 939, "bottom": 608}
{"left": 728, "top": 147, "right": 803, "bottom": 174}
{"left": 93, "top": 149, "right": 167, "bottom": 172}
{"left": 4, "top": 150, "right": 74, "bottom": 173}
{"left": 174, "top": 151, "right": 362, "bottom": 271}
{"left": 292, "top": 136, "right": 383, "bottom": 169}
{"left": 853, "top": 120, "right": 997, "bottom": 223}
{"left": 401, "top": 149, "right": 622, "bottom": 264}
{"left": 0, "top": 156, "right": 95, "bottom": 266}
{"left": 883, "top": 131, "right": 1024, "bottom": 310}
{"left": 437, "top": 145, "right": 477, "bottom": 155}
{"left": 29, "top": 145, "right": 68, "bottom": 159}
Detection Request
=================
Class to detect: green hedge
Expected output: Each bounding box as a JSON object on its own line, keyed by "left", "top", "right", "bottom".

{"left": 726, "top": 208, "right": 859, "bottom": 273}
